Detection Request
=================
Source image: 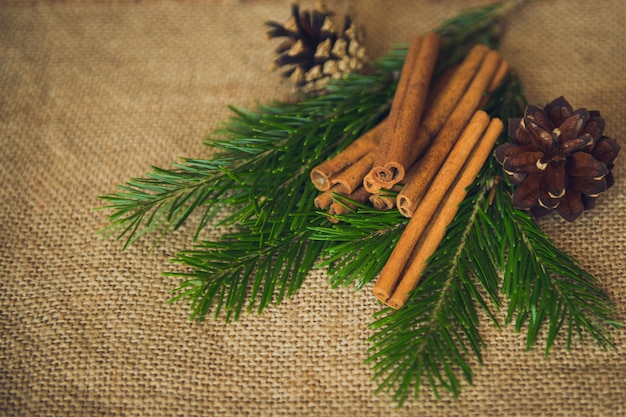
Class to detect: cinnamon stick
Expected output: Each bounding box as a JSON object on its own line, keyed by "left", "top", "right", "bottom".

{"left": 330, "top": 151, "right": 376, "bottom": 194}
{"left": 385, "top": 117, "right": 503, "bottom": 309}
{"left": 398, "top": 111, "right": 490, "bottom": 216}
{"left": 369, "top": 186, "right": 401, "bottom": 211}
{"left": 396, "top": 50, "right": 502, "bottom": 217}
{"left": 369, "top": 33, "right": 440, "bottom": 187}
{"left": 314, "top": 184, "right": 344, "bottom": 210}
{"left": 310, "top": 120, "right": 387, "bottom": 191}
{"left": 372, "top": 111, "right": 493, "bottom": 303}
{"left": 367, "top": 36, "right": 422, "bottom": 189}
{"left": 370, "top": 195, "right": 395, "bottom": 211}
{"left": 362, "top": 172, "right": 380, "bottom": 194}
{"left": 326, "top": 187, "right": 370, "bottom": 223}
{"left": 369, "top": 43, "right": 490, "bottom": 192}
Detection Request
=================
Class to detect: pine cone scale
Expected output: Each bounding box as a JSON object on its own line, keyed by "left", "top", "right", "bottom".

{"left": 513, "top": 174, "right": 542, "bottom": 208}
{"left": 559, "top": 133, "right": 592, "bottom": 154}
{"left": 542, "top": 160, "right": 566, "bottom": 199}
{"left": 545, "top": 96, "right": 574, "bottom": 126}
{"left": 500, "top": 149, "right": 547, "bottom": 174}
{"left": 566, "top": 151, "right": 608, "bottom": 179}
{"left": 569, "top": 176, "right": 607, "bottom": 197}
{"left": 592, "top": 136, "right": 620, "bottom": 164}
{"left": 559, "top": 109, "right": 590, "bottom": 142}
{"left": 556, "top": 189, "right": 584, "bottom": 221}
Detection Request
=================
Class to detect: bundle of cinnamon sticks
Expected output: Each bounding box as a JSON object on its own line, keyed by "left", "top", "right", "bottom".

{"left": 310, "top": 33, "right": 509, "bottom": 308}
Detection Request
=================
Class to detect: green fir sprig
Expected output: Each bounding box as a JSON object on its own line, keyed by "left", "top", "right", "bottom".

{"left": 98, "top": 0, "right": 620, "bottom": 405}
{"left": 310, "top": 199, "right": 406, "bottom": 290}
{"left": 99, "top": 54, "right": 398, "bottom": 321}
{"left": 366, "top": 172, "right": 502, "bottom": 403}
{"left": 495, "top": 181, "right": 620, "bottom": 353}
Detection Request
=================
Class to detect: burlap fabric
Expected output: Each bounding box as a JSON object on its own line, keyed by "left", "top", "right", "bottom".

{"left": 1, "top": 1, "right": 625, "bottom": 415}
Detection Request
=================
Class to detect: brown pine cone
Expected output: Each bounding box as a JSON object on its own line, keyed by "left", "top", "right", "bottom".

{"left": 495, "top": 96, "right": 620, "bottom": 221}
{"left": 265, "top": 2, "right": 367, "bottom": 94}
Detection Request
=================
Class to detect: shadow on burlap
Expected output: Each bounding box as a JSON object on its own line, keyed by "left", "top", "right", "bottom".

{"left": 1, "top": 1, "right": 625, "bottom": 416}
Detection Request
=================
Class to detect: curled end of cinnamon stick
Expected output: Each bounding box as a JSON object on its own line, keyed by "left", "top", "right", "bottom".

{"left": 371, "top": 164, "right": 405, "bottom": 189}
{"left": 371, "top": 166, "right": 393, "bottom": 184}
{"left": 386, "top": 297, "right": 405, "bottom": 310}
{"left": 397, "top": 195, "right": 414, "bottom": 218}
{"left": 310, "top": 169, "right": 331, "bottom": 191}
{"left": 370, "top": 194, "right": 395, "bottom": 211}
{"left": 384, "top": 163, "right": 405, "bottom": 185}
{"left": 362, "top": 173, "right": 381, "bottom": 194}
{"left": 314, "top": 184, "right": 345, "bottom": 209}
{"left": 325, "top": 187, "right": 370, "bottom": 223}
{"left": 372, "top": 287, "right": 392, "bottom": 304}
{"left": 326, "top": 201, "right": 349, "bottom": 223}
{"left": 314, "top": 194, "right": 333, "bottom": 210}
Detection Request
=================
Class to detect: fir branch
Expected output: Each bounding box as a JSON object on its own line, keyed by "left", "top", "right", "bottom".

{"left": 167, "top": 211, "right": 328, "bottom": 322}
{"left": 493, "top": 178, "right": 621, "bottom": 353}
{"left": 365, "top": 70, "right": 619, "bottom": 405}
{"left": 309, "top": 198, "right": 407, "bottom": 290}
{"left": 343, "top": 72, "right": 527, "bottom": 404}
{"left": 484, "top": 70, "right": 620, "bottom": 353}
{"left": 365, "top": 169, "right": 502, "bottom": 406}
{"left": 98, "top": 55, "right": 398, "bottom": 320}
{"left": 97, "top": 157, "right": 236, "bottom": 249}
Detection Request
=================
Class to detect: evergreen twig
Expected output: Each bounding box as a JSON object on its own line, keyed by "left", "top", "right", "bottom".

{"left": 309, "top": 199, "right": 407, "bottom": 290}
{"left": 366, "top": 171, "right": 502, "bottom": 404}
{"left": 494, "top": 177, "right": 621, "bottom": 353}
{"left": 99, "top": 51, "right": 399, "bottom": 320}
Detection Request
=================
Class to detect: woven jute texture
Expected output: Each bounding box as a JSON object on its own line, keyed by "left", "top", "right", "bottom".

{"left": 1, "top": 1, "right": 625, "bottom": 416}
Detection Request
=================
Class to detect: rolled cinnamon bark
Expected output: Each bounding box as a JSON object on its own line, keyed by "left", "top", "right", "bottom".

{"left": 362, "top": 172, "right": 381, "bottom": 194}
{"left": 310, "top": 120, "right": 387, "bottom": 191}
{"left": 370, "top": 33, "right": 440, "bottom": 188}
{"left": 370, "top": 195, "right": 395, "bottom": 211}
{"left": 396, "top": 50, "right": 503, "bottom": 217}
{"left": 326, "top": 187, "right": 371, "bottom": 223}
{"left": 385, "top": 117, "right": 504, "bottom": 309}
{"left": 314, "top": 184, "right": 345, "bottom": 210}
{"left": 372, "top": 111, "right": 492, "bottom": 303}
{"left": 330, "top": 151, "right": 376, "bottom": 194}
{"left": 369, "top": 35, "right": 422, "bottom": 182}
{"left": 369, "top": 186, "right": 401, "bottom": 211}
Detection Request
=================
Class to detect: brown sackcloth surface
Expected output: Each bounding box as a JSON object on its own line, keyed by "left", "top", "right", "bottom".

{"left": 1, "top": 0, "right": 625, "bottom": 415}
